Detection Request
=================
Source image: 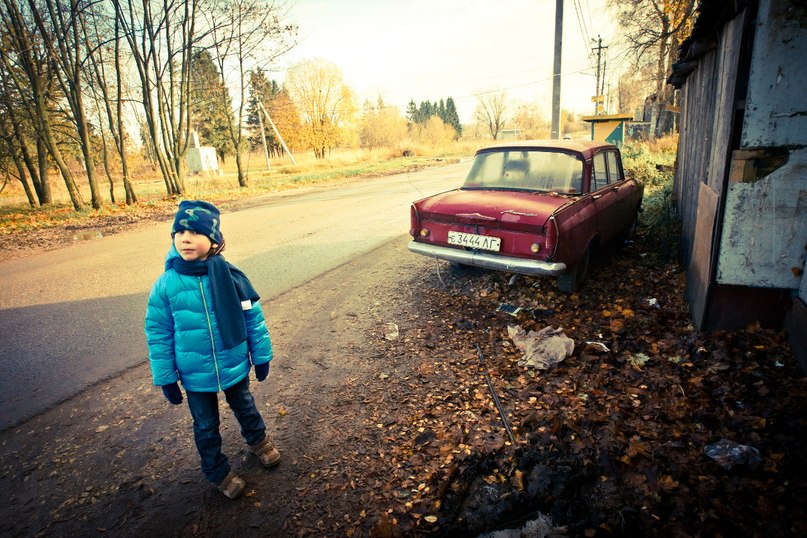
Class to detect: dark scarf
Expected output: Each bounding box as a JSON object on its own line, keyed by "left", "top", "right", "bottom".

{"left": 171, "top": 255, "right": 260, "bottom": 350}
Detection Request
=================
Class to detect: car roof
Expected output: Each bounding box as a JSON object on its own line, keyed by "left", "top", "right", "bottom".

{"left": 475, "top": 139, "right": 617, "bottom": 160}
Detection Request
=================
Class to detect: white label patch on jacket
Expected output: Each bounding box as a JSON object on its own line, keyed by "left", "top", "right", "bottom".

{"left": 241, "top": 300, "right": 253, "bottom": 310}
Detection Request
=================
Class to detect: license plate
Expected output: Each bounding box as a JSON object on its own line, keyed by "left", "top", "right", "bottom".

{"left": 447, "top": 231, "right": 501, "bottom": 252}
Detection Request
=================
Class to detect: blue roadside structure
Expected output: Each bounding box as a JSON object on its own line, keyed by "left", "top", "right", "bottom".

{"left": 582, "top": 114, "right": 634, "bottom": 146}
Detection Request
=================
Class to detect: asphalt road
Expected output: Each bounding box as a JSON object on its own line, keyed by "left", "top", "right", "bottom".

{"left": 0, "top": 162, "right": 471, "bottom": 430}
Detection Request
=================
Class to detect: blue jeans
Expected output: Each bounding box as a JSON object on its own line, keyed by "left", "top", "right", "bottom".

{"left": 185, "top": 376, "right": 266, "bottom": 484}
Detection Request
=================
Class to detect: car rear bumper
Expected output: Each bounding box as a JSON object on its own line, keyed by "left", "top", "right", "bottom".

{"left": 407, "top": 241, "right": 567, "bottom": 276}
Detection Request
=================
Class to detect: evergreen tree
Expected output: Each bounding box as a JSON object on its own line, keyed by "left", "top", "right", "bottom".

{"left": 445, "top": 97, "right": 462, "bottom": 139}
{"left": 405, "top": 100, "right": 418, "bottom": 126}
{"left": 418, "top": 101, "right": 433, "bottom": 124}
{"left": 405, "top": 96, "right": 461, "bottom": 138}
{"left": 190, "top": 50, "right": 233, "bottom": 163}
{"left": 246, "top": 68, "right": 280, "bottom": 151}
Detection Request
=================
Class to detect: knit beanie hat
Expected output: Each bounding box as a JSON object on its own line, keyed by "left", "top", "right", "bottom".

{"left": 171, "top": 200, "right": 222, "bottom": 245}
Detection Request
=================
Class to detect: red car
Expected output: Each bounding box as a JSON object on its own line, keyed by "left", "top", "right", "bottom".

{"left": 408, "top": 140, "right": 643, "bottom": 292}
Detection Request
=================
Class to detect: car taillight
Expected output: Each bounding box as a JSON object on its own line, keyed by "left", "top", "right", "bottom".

{"left": 409, "top": 204, "right": 419, "bottom": 237}
{"left": 544, "top": 217, "right": 558, "bottom": 257}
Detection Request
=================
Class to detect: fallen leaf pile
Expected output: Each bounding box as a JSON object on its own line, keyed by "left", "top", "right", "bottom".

{"left": 355, "top": 239, "right": 807, "bottom": 536}
{"left": 1, "top": 218, "right": 804, "bottom": 537}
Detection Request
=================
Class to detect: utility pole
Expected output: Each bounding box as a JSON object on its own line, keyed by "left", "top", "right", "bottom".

{"left": 256, "top": 102, "right": 271, "bottom": 170}
{"left": 601, "top": 57, "right": 607, "bottom": 114}
{"left": 550, "top": 0, "right": 563, "bottom": 139}
{"left": 592, "top": 35, "right": 608, "bottom": 115}
{"left": 257, "top": 100, "right": 297, "bottom": 166}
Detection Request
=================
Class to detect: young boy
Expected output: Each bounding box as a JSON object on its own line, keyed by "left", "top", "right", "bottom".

{"left": 145, "top": 200, "right": 280, "bottom": 499}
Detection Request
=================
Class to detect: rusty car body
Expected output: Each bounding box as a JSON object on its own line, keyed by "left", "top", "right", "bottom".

{"left": 407, "top": 140, "right": 643, "bottom": 292}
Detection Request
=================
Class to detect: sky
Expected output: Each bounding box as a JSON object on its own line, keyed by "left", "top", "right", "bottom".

{"left": 273, "top": 0, "right": 626, "bottom": 125}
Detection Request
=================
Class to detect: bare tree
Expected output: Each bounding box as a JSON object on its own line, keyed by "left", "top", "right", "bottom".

{"left": 113, "top": 0, "right": 209, "bottom": 196}
{"left": 0, "top": 97, "right": 39, "bottom": 206}
{"left": 609, "top": 0, "right": 696, "bottom": 128}
{"left": 0, "top": 58, "right": 40, "bottom": 207}
{"left": 203, "top": 0, "right": 296, "bottom": 186}
{"left": 513, "top": 103, "right": 551, "bottom": 139}
{"left": 285, "top": 59, "right": 356, "bottom": 159}
{"left": 615, "top": 71, "right": 651, "bottom": 119}
{"left": 82, "top": 3, "right": 137, "bottom": 204}
{"left": 475, "top": 90, "right": 508, "bottom": 140}
{"left": 0, "top": 0, "right": 84, "bottom": 209}
{"left": 26, "top": 0, "right": 105, "bottom": 209}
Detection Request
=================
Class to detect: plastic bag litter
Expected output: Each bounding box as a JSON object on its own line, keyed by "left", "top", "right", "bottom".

{"left": 507, "top": 325, "right": 574, "bottom": 370}
{"left": 704, "top": 439, "right": 761, "bottom": 470}
{"left": 383, "top": 322, "right": 399, "bottom": 341}
{"left": 496, "top": 303, "right": 524, "bottom": 317}
{"left": 584, "top": 341, "right": 610, "bottom": 354}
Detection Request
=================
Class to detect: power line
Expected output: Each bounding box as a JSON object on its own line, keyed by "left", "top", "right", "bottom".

{"left": 584, "top": 0, "right": 595, "bottom": 39}
{"left": 572, "top": 0, "right": 592, "bottom": 60}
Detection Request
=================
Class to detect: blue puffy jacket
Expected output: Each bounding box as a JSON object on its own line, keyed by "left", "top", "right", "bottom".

{"left": 145, "top": 245, "right": 273, "bottom": 392}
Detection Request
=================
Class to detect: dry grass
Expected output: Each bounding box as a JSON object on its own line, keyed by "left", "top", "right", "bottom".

{"left": 0, "top": 142, "right": 481, "bottom": 234}
{"left": 0, "top": 138, "right": 675, "bottom": 236}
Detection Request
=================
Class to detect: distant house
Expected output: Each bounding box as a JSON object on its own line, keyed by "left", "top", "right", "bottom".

{"left": 669, "top": 0, "right": 806, "bottom": 368}
{"left": 498, "top": 129, "right": 523, "bottom": 141}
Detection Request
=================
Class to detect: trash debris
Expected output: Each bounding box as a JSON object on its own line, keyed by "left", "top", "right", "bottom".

{"left": 646, "top": 297, "right": 660, "bottom": 308}
{"left": 507, "top": 325, "right": 574, "bottom": 370}
{"left": 584, "top": 341, "right": 610, "bottom": 354}
{"left": 704, "top": 439, "right": 761, "bottom": 470}
{"left": 508, "top": 274, "right": 519, "bottom": 286}
{"left": 383, "top": 322, "right": 399, "bottom": 341}
{"left": 477, "top": 512, "right": 555, "bottom": 538}
{"left": 477, "top": 344, "right": 515, "bottom": 444}
{"left": 496, "top": 303, "right": 524, "bottom": 317}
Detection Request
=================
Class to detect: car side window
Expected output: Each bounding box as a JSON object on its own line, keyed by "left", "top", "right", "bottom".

{"left": 593, "top": 152, "right": 608, "bottom": 190}
{"left": 606, "top": 151, "right": 623, "bottom": 183}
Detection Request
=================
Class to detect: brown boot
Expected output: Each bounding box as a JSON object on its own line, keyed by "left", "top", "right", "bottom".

{"left": 249, "top": 437, "right": 281, "bottom": 467}
{"left": 217, "top": 471, "right": 246, "bottom": 499}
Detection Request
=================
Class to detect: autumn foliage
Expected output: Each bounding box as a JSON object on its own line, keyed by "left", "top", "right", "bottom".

{"left": 356, "top": 225, "right": 806, "bottom": 536}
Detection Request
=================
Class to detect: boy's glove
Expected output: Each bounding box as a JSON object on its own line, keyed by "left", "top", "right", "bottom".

{"left": 254, "top": 362, "right": 269, "bottom": 382}
{"left": 161, "top": 382, "right": 183, "bottom": 405}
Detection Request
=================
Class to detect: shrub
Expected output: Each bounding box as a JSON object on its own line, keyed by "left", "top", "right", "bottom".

{"left": 621, "top": 135, "right": 677, "bottom": 187}
{"left": 623, "top": 136, "right": 681, "bottom": 257}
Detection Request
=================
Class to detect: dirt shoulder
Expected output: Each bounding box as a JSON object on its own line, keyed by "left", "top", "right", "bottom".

{"left": 0, "top": 236, "right": 442, "bottom": 537}
{"left": 2, "top": 225, "right": 806, "bottom": 537}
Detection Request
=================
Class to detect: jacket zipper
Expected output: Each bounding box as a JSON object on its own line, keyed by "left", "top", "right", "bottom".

{"left": 199, "top": 278, "right": 222, "bottom": 390}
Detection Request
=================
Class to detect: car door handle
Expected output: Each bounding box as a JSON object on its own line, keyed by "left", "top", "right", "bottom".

{"left": 592, "top": 194, "right": 602, "bottom": 200}
{"left": 611, "top": 185, "right": 621, "bottom": 192}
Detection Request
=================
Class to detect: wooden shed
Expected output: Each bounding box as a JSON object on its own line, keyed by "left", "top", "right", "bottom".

{"left": 670, "top": 0, "right": 807, "bottom": 368}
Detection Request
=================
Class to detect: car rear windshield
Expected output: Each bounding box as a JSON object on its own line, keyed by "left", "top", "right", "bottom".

{"left": 462, "top": 149, "right": 584, "bottom": 194}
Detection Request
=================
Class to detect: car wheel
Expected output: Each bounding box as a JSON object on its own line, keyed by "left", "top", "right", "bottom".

{"left": 556, "top": 246, "right": 591, "bottom": 294}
